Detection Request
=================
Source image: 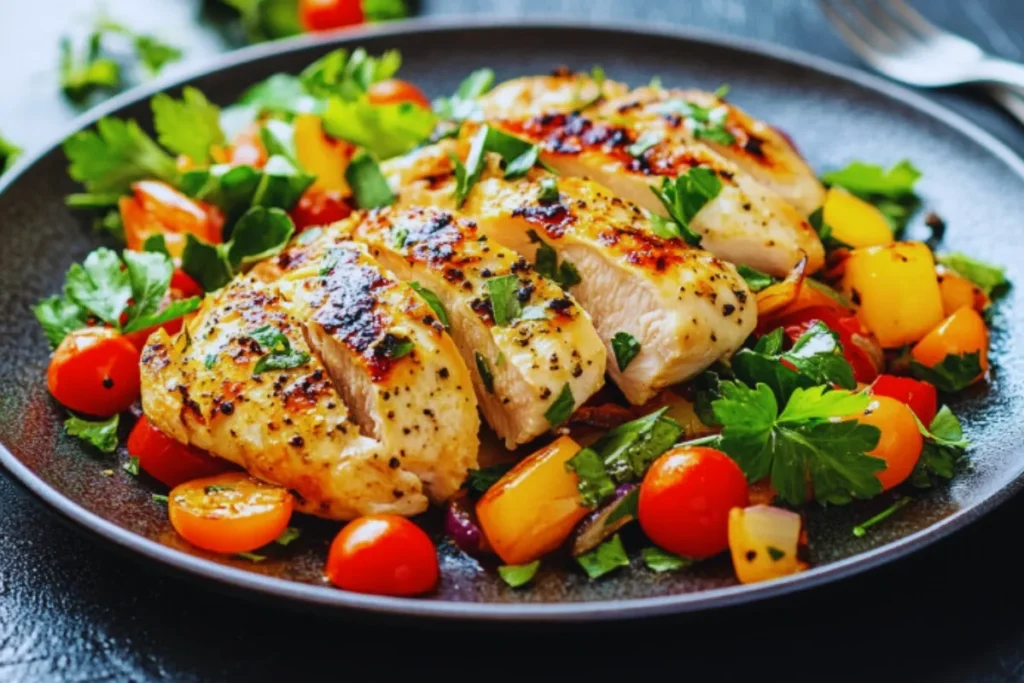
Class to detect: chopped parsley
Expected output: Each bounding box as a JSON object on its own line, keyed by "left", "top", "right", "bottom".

{"left": 0, "top": 132, "right": 22, "bottom": 174}
{"left": 537, "top": 177, "right": 560, "bottom": 203}
{"left": 235, "top": 552, "right": 267, "bottom": 563}
{"left": 564, "top": 448, "right": 615, "bottom": 507}
{"left": 465, "top": 463, "right": 513, "bottom": 494}
{"left": 498, "top": 560, "right": 540, "bottom": 588}
{"left": 653, "top": 99, "right": 735, "bottom": 145}
{"left": 937, "top": 252, "right": 1009, "bottom": 298}
{"left": 809, "top": 206, "right": 851, "bottom": 252}
{"left": 736, "top": 264, "right": 775, "bottom": 292}
{"left": 123, "top": 456, "right": 141, "bottom": 476}
{"left": 249, "top": 324, "right": 311, "bottom": 375}
{"left": 409, "top": 283, "right": 450, "bottom": 328}
{"left": 486, "top": 274, "right": 522, "bottom": 327}
{"left": 452, "top": 125, "right": 542, "bottom": 205}
{"left": 852, "top": 497, "right": 911, "bottom": 537}
{"left": 65, "top": 414, "right": 120, "bottom": 453}
{"left": 910, "top": 352, "right": 983, "bottom": 393}
{"left": 59, "top": 33, "right": 120, "bottom": 102}
{"left": 627, "top": 131, "right": 663, "bottom": 158}
{"left": 345, "top": 151, "right": 396, "bottom": 208}
{"left": 433, "top": 67, "right": 496, "bottom": 121}
{"left": 475, "top": 352, "right": 495, "bottom": 393}
{"left": 204, "top": 354, "right": 218, "bottom": 370}
{"left": 648, "top": 166, "right": 722, "bottom": 246}
{"left": 275, "top": 527, "right": 302, "bottom": 546}
{"left": 376, "top": 333, "right": 414, "bottom": 361}
{"left": 642, "top": 547, "right": 694, "bottom": 573}
{"left": 544, "top": 382, "right": 575, "bottom": 427}
{"left": 576, "top": 534, "right": 630, "bottom": 579}
{"left": 152, "top": 494, "right": 169, "bottom": 504}
{"left": 204, "top": 484, "right": 235, "bottom": 494}
{"left": 611, "top": 331, "right": 641, "bottom": 371}
{"left": 528, "top": 230, "right": 581, "bottom": 289}
{"left": 822, "top": 159, "right": 922, "bottom": 236}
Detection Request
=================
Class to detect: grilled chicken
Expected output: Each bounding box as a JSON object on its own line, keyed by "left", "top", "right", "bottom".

{"left": 490, "top": 113, "right": 824, "bottom": 276}
{"left": 383, "top": 144, "right": 755, "bottom": 405}
{"left": 340, "top": 206, "right": 607, "bottom": 448}
{"left": 262, "top": 237, "right": 480, "bottom": 503}
{"left": 477, "top": 70, "right": 629, "bottom": 121}
{"left": 140, "top": 277, "right": 437, "bottom": 519}
{"left": 588, "top": 87, "right": 826, "bottom": 216}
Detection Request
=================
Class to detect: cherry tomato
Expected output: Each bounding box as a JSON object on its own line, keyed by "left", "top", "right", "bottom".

{"left": 911, "top": 306, "right": 990, "bottom": 380}
{"left": 325, "top": 514, "right": 439, "bottom": 596}
{"left": 171, "top": 269, "right": 204, "bottom": 298}
{"left": 367, "top": 79, "right": 431, "bottom": 110}
{"left": 127, "top": 417, "right": 232, "bottom": 488}
{"left": 168, "top": 472, "right": 293, "bottom": 554}
{"left": 869, "top": 375, "right": 938, "bottom": 426}
{"left": 638, "top": 446, "right": 749, "bottom": 559}
{"left": 47, "top": 327, "right": 140, "bottom": 416}
{"left": 776, "top": 306, "right": 882, "bottom": 384}
{"left": 227, "top": 124, "right": 269, "bottom": 169}
{"left": 120, "top": 181, "right": 223, "bottom": 257}
{"left": 290, "top": 188, "right": 353, "bottom": 231}
{"left": 847, "top": 395, "right": 923, "bottom": 490}
{"left": 299, "top": 0, "right": 363, "bottom": 32}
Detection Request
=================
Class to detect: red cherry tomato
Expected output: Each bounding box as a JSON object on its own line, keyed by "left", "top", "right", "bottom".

{"left": 299, "top": 0, "right": 364, "bottom": 32}
{"left": 638, "top": 446, "right": 749, "bottom": 559}
{"left": 290, "top": 189, "right": 353, "bottom": 231}
{"left": 325, "top": 515, "right": 439, "bottom": 596}
{"left": 170, "top": 269, "right": 204, "bottom": 298}
{"left": 47, "top": 327, "right": 141, "bottom": 416}
{"left": 777, "top": 306, "right": 881, "bottom": 384}
{"left": 127, "top": 416, "right": 232, "bottom": 488}
{"left": 120, "top": 181, "right": 223, "bottom": 258}
{"left": 869, "top": 375, "right": 938, "bottom": 426}
{"left": 367, "top": 79, "right": 431, "bottom": 110}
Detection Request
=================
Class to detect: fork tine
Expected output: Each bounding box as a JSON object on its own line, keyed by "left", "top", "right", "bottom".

{"left": 857, "top": 0, "right": 922, "bottom": 47}
{"left": 886, "top": 0, "right": 943, "bottom": 39}
{"left": 819, "top": 0, "right": 900, "bottom": 52}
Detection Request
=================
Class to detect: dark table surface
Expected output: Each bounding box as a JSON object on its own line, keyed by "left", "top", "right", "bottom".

{"left": 3, "top": 1, "right": 1024, "bottom": 681}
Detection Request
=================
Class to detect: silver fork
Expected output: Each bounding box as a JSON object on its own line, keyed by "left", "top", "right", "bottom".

{"left": 820, "top": 0, "right": 1024, "bottom": 124}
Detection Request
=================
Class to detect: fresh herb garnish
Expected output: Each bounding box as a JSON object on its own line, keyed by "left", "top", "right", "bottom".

{"left": 475, "top": 352, "right": 495, "bottom": 394}
{"left": 648, "top": 166, "right": 722, "bottom": 246}
{"left": 452, "top": 125, "right": 542, "bottom": 205}
{"left": 465, "top": 463, "right": 513, "bottom": 494}
{"left": 220, "top": 0, "right": 303, "bottom": 43}
{"left": 323, "top": 96, "right": 436, "bottom": 160}
{"left": 527, "top": 230, "right": 581, "bottom": 289}
{"left": 642, "top": 547, "right": 694, "bottom": 573}
{"left": 486, "top": 274, "right": 522, "bottom": 327}
{"left": 537, "top": 177, "right": 560, "bottom": 203}
{"left": 63, "top": 117, "right": 178, "bottom": 195}
{"left": 498, "top": 560, "right": 540, "bottom": 588}
{"left": 653, "top": 99, "right": 735, "bottom": 145}
{"left": 852, "top": 497, "right": 911, "bottom": 537}
{"left": 576, "top": 534, "right": 630, "bottom": 579}
{"left": 409, "top": 283, "right": 450, "bottom": 328}
{"left": 910, "top": 352, "right": 983, "bottom": 393}
{"left": 249, "top": 324, "right": 311, "bottom": 375}
{"left": 565, "top": 448, "right": 616, "bottom": 507}
{"left": 377, "top": 333, "right": 414, "bottom": 360}
{"left": 204, "top": 484, "right": 235, "bottom": 494}
{"left": 0, "top": 132, "right": 22, "bottom": 174}
{"left": 713, "top": 383, "right": 884, "bottom": 505}
{"left": 627, "top": 131, "right": 663, "bottom": 158}
{"left": 65, "top": 414, "right": 119, "bottom": 453}
{"left": 181, "top": 207, "right": 295, "bottom": 291}
{"left": 275, "top": 527, "right": 302, "bottom": 546}
{"left": 235, "top": 552, "right": 267, "bottom": 563}
{"left": 152, "top": 493, "right": 169, "bottom": 504}
{"left": 544, "top": 382, "right": 575, "bottom": 427}
{"left": 911, "top": 405, "right": 970, "bottom": 487}
{"left": 98, "top": 20, "right": 183, "bottom": 75}
{"left": 808, "top": 206, "right": 851, "bottom": 252}
{"left": 611, "top": 331, "right": 641, "bottom": 371}
{"left": 822, "top": 159, "right": 922, "bottom": 236}
{"left": 937, "top": 252, "right": 1009, "bottom": 298}
{"left": 345, "top": 151, "right": 396, "bottom": 208}
{"left": 433, "top": 68, "right": 496, "bottom": 121}
{"left": 123, "top": 456, "right": 141, "bottom": 476}
{"left": 151, "top": 87, "right": 225, "bottom": 164}
{"left": 736, "top": 264, "right": 775, "bottom": 292}
{"left": 59, "top": 33, "right": 120, "bottom": 102}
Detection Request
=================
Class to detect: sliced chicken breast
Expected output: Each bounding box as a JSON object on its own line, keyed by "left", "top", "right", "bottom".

{"left": 261, "top": 238, "right": 481, "bottom": 502}
{"left": 477, "top": 69, "right": 629, "bottom": 121}
{"left": 489, "top": 113, "right": 824, "bottom": 276}
{"left": 588, "top": 87, "right": 826, "bottom": 216}
{"left": 383, "top": 143, "right": 755, "bottom": 405}
{"left": 340, "top": 206, "right": 606, "bottom": 448}
{"left": 140, "top": 276, "right": 432, "bottom": 519}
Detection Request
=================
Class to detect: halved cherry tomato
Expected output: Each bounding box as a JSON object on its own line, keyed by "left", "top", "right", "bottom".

{"left": 47, "top": 327, "right": 140, "bottom": 416}
{"left": 299, "top": 0, "right": 363, "bottom": 31}
{"left": 846, "top": 395, "right": 923, "bottom": 490}
{"left": 127, "top": 416, "right": 232, "bottom": 488}
{"left": 638, "top": 446, "right": 749, "bottom": 559}
{"left": 121, "top": 181, "right": 224, "bottom": 257}
{"left": 775, "top": 306, "right": 882, "bottom": 384}
{"left": 911, "top": 306, "right": 990, "bottom": 381}
{"left": 171, "top": 269, "right": 204, "bottom": 298}
{"left": 325, "top": 514, "right": 439, "bottom": 596}
{"left": 367, "top": 79, "right": 431, "bottom": 110}
{"left": 869, "top": 375, "right": 938, "bottom": 426}
{"left": 168, "top": 472, "right": 293, "bottom": 554}
{"left": 290, "top": 188, "right": 352, "bottom": 231}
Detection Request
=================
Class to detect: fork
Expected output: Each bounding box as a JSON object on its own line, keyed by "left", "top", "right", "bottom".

{"left": 820, "top": 0, "right": 1024, "bottom": 125}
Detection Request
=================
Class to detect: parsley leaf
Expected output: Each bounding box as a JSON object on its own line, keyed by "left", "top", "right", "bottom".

{"left": 808, "top": 206, "right": 851, "bottom": 252}
{"left": 937, "top": 252, "right": 1008, "bottom": 298}
{"left": 527, "top": 230, "right": 580, "bottom": 289}
{"left": 642, "top": 547, "right": 694, "bottom": 573}
{"left": 64, "top": 247, "right": 132, "bottom": 325}
{"left": 34, "top": 296, "right": 88, "bottom": 348}
{"left": 227, "top": 207, "right": 295, "bottom": 268}
{"left": 253, "top": 155, "right": 315, "bottom": 211}
{"left": 123, "top": 456, "right": 140, "bottom": 476}
{"left": 0, "top": 132, "right": 22, "bottom": 173}
{"left": 181, "top": 234, "right": 233, "bottom": 292}
{"left": 498, "top": 560, "right": 540, "bottom": 588}
{"left": 249, "top": 324, "right": 311, "bottom": 375}
{"left": 151, "top": 87, "right": 225, "bottom": 164}
{"left": 220, "top": 0, "right": 303, "bottom": 42}
{"left": 486, "top": 274, "right": 522, "bottom": 327}
{"left": 409, "top": 283, "right": 450, "bottom": 328}
{"left": 911, "top": 405, "right": 970, "bottom": 487}
{"left": 649, "top": 167, "right": 721, "bottom": 246}
{"left": 323, "top": 96, "right": 436, "bottom": 160}
{"left": 235, "top": 552, "right": 267, "bottom": 563}
{"left": 910, "top": 352, "right": 983, "bottom": 393}
{"left": 736, "top": 264, "right": 775, "bottom": 292}
{"left": 822, "top": 160, "right": 922, "bottom": 236}
{"left": 122, "top": 251, "right": 200, "bottom": 333}
{"left": 301, "top": 48, "right": 401, "bottom": 99}
{"left": 653, "top": 99, "right": 735, "bottom": 145}
{"left": 611, "top": 331, "right": 641, "bottom": 371}
{"left": 544, "top": 382, "right": 575, "bottom": 427}
{"left": 564, "top": 447, "right": 616, "bottom": 507}
{"left": 475, "top": 352, "right": 495, "bottom": 394}
{"left": 275, "top": 527, "right": 301, "bottom": 546}
{"left": 433, "top": 68, "right": 496, "bottom": 121}
{"left": 345, "top": 151, "right": 395, "bottom": 208}
{"left": 465, "top": 463, "right": 513, "bottom": 494}
{"left": 713, "top": 382, "right": 885, "bottom": 505}
{"left": 452, "top": 125, "right": 541, "bottom": 204}
{"left": 59, "top": 33, "right": 120, "bottom": 102}
{"left": 627, "top": 131, "right": 663, "bottom": 158}
{"left": 576, "top": 534, "right": 630, "bottom": 579}
{"left": 537, "top": 177, "right": 560, "bottom": 203}
{"left": 63, "top": 117, "right": 178, "bottom": 194}
{"left": 95, "top": 19, "right": 183, "bottom": 76}
{"left": 65, "top": 414, "right": 119, "bottom": 453}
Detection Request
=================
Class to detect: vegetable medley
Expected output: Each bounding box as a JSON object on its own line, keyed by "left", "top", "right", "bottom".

{"left": 35, "top": 47, "right": 1009, "bottom": 596}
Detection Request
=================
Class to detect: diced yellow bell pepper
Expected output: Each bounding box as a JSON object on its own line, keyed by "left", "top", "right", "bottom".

{"left": 476, "top": 436, "right": 589, "bottom": 565}
{"left": 294, "top": 114, "right": 352, "bottom": 194}
{"left": 912, "top": 306, "right": 989, "bottom": 379}
{"left": 936, "top": 265, "right": 989, "bottom": 316}
{"left": 823, "top": 186, "right": 894, "bottom": 248}
{"left": 728, "top": 505, "right": 805, "bottom": 585}
{"left": 841, "top": 241, "right": 944, "bottom": 348}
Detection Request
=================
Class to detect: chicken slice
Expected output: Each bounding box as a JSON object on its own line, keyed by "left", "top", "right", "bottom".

{"left": 477, "top": 69, "right": 630, "bottom": 121}
{"left": 139, "top": 277, "right": 431, "bottom": 519}
{"left": 261, "top": 237, "right": 480, "bottom": 502}
{"left": 339, "top": 206, "right": 606, "bottom": 448}
{"left": 383, "top": 144, "right": 755, "bottom": 405}
{"left": 588, "top": 87, "right": 825, "bottom": 216}
{"left": 490, "top": 113, "right": 824, "bottom": 276}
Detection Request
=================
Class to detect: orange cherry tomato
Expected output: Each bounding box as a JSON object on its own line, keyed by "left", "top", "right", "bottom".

{"left": 127, "top": 417, "right": 232, "bottom": 488}
{"left": 121, "top": 181, "right": 223, "bottom": 257}
{"left": 638, "top": 446, "right": 750, "bottom": 559}
{"left": 911, "top": 306, "right": 990, "bottom": 380}
{"left": 367, "top": 79, "right": 431, "bottom": 110}
{"left": 47, "top": 327, "right": 141, "bottom": 416}
{"left": 168, "top": 472, "right": 293, "bottom": 554}
{"left": 869, "top": 374, "right": 938, "bottom": 426}
{"left": 290, "top": 188, "right": 353, "bottom": 231}
{"left": 847, "top": 395, "right": 923, "bottom": 491}
{"left": 325, "top": 514, "right": 439, "bottom": 596}
{"left": 299, "top": 0, "right": 363, "bottom": 31}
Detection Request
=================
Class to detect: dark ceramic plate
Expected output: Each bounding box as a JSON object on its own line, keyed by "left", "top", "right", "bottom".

{"left": 1, "top": 19, "right": 1023, "bottom": 622}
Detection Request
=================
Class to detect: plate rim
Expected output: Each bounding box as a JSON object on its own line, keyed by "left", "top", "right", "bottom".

{"left": 3, "top": 16, "right": 1023, "bottom": 622}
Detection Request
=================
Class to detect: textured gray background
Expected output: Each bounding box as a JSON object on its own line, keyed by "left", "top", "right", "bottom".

{"left": 2, "top": 1, "right": 1024, "bottom": 681}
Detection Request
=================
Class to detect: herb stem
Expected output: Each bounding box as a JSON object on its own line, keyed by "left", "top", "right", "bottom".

{"left": 676, "top": 434, "right": 719, "bottom": 448}
{"left": 852, "top": 497, "right": 911, "bottom": 538}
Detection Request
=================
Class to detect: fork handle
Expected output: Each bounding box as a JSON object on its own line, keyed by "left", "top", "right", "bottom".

{"left": 975, "top": 57, "right": 1024, "bottom": 92}
{"left": 988, "top": 86, "right": 1024, "bottom": 126}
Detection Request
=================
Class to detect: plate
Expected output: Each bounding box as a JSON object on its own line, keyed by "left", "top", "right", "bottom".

{"left": 1, "top": 19, "right": 1022, "bottom": 622}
